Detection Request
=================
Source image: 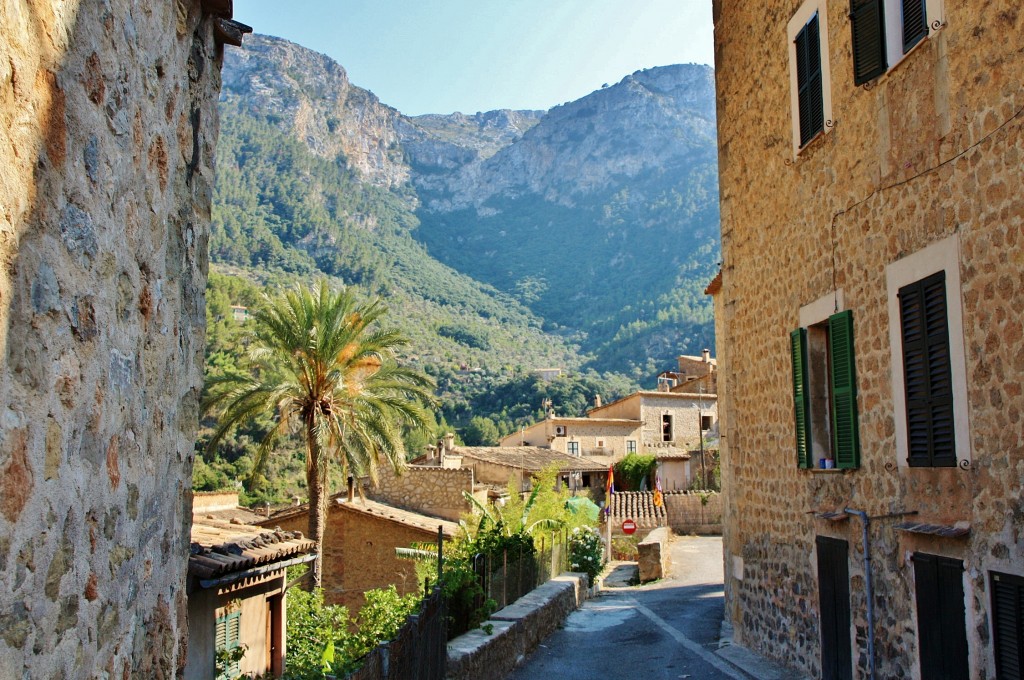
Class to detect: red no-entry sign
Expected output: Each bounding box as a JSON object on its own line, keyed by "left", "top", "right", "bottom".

{"left": 622, "top": 519, "right": 637, "bottom": 535}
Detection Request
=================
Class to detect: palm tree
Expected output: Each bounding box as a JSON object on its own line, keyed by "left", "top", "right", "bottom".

{"left": 203, "top": 280, "right": 436, "bottom": 587}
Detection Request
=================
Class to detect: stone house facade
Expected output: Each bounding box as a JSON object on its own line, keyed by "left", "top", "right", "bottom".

{"left": 712, "top": 0, "right": 1023, "bottom": 677}
{"left": 266, "top": 496, "right": 458, "bottom": 614}
{"left": 0, "top": 2, "right": 246, "bottom": 677}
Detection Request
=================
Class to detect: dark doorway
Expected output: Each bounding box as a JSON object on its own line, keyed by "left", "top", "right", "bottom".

{"left": 817, "top": 536, "right": 853, "bottom": 680}
{"left": 914, "top": 553, "right": 969, "bottom": 680}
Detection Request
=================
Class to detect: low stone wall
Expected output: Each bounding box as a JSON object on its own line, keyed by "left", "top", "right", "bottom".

{"left": 638, "top": 527, "right": 672, "bottom": 582}
{"left": 446, "top": 573, "right": 588, "bottom": 680}
{"left": 664, "top": 491, "right": 722, "bottom": 534}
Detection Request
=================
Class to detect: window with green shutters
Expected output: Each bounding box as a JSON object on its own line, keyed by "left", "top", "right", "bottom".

{"left": 790, "top": 310, "right": 860, "bottom": 469}
{"left": 215, "top": 610, "right": 242, "bottom": 680}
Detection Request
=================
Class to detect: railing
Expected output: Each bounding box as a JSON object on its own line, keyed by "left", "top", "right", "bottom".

{"left": 343, "top": 588, "right": 446, "bottom": 680}
{"left": 474, "top": 530, "right": 570, "bottom": 611}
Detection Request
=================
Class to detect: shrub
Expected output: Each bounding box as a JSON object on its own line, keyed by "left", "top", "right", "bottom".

{"left": 568, "top": 526, "right": 605, "bottom": 585}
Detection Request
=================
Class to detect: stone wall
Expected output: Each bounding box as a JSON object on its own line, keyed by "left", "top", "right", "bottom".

{"left": 637, "top": 527, "right": 672, "bottom": 582}
{"left": 271, "top": 504, "right": 440, "bottom": 613}
{"left": 0, "top": 2, "right": 230, "bottom": 677}
{"left": 664, "top": 491, "right": 722, "bottom": 534}
{"left": 714, "top": 0, "right": 1024, "bottom": 677}
{"left": 366, "top": 464, "right": 472, "bottom": 521}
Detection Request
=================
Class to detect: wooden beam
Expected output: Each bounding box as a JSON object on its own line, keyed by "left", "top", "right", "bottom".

{"left": 200, "top": 0, "right": 232, "bottom": 18}
{"left": 214, "top": 18, "right": 252, "bottom": 47}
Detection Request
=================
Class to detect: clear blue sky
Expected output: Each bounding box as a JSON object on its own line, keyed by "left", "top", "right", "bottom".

{"left": 236, "top": 1, "right": 715, "bottom": 115}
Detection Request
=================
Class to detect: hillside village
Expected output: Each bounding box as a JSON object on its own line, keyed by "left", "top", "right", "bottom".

{"left": 1, "top": 1, "right": 1022, "bottom": 680}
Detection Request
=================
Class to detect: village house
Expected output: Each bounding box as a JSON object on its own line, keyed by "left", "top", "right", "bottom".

{"left": 712, "top": 0, "right": 1023, "bottom": 677}
{"left": 263, "top": 483, "right": 459, "bottom": 614}
{"left": 500, "top": 389, "right": 719, "bottom": 491}
{"left": 186, "top": 493, "right": 314, "bottom": 680}
{"left": 657, "top": 349, "right": 719, "bottom": 395}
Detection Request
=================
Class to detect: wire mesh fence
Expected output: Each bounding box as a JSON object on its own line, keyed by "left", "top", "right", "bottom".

{"left": 474, "top": 530, "right": 570, "bottom": 610}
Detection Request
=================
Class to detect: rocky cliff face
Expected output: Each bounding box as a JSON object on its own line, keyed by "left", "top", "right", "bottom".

{"left": 415, "top": 64, "right": 717, "bottom": 212}
{"left": 223, "top": 35, "right": 410, "bottom": 190}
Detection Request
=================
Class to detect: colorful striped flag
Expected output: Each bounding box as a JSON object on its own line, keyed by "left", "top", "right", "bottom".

{"left": 604, "top": 465, "right": 615, "bottom": 515}
{"left": 653, "top": 473, "right": 664, "bottom": 508}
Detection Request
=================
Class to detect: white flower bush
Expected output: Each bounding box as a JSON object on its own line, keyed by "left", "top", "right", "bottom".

{"left": 568, "top": 526, "right": 605, "bottom": 585}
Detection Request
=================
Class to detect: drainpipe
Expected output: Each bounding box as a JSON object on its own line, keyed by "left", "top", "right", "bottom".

{"left": 843, "top": 508, "right": 876, "bottom": 680}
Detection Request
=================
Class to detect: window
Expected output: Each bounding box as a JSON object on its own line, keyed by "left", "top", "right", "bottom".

{"left": 791, "top": 306, "right": 860, "bottom": 469}
{"left": 661, "top": 415, "right": 673, "bottom": 442}
{"left": 567, "top": 441, "right": 579, "bottom": 456}
{"left": 850, "top": 0, "right": 943, "bottom": 84}
{"left": 700, "top": 415, "right": 713, "bottom": 432}
{"left": 596, "top": 438, "right": 606, "bottom": 449}
{"left": 898, "top": 272, "right": 955, "bottom": 467}
{"left": 991, "top": 571, "right": 1024, "bottom": 679}
{"left": 215, "top": 610, "right": 242, "bottom": 680}
{"left": 627, "top": 440, "right": 637, "bottom": 454}
{"left": 788, "top": 0, "right": 833, "bottom": 154}
{"left": 913, "top": 553, "right": 968, "bottom": 680}
{"left": 886, "top": 235, "right": 969, "bottom": 468}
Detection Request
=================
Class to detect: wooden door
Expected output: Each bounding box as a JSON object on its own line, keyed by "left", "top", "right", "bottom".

{"left": 914, "top": 553, "right": 969, "bottom": 680}
{"left": 817, "top": 536, "right": 853, "bottom": 680}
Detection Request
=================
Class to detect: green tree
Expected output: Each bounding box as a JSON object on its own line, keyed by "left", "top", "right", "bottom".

{"left": 463, "top": 415, "right": 500, "bottom": 446}
{"left": 204, "top": 280, "right": 436, "bottom": 587}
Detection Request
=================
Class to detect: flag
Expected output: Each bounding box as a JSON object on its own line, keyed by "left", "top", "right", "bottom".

{"left": 604, "top": 465, "right": 615, "bottom": 516}
{"left": 653, "top": 473, "right": 664, "bottom": 508}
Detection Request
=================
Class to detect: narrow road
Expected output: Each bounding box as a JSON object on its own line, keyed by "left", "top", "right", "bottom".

{"left": 505, "top": 536, "right": 755, "bottom": 680}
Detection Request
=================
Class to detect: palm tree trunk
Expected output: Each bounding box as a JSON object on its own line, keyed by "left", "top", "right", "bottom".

{"left": 306, "top": 419, "right": 329, "bottom": 590}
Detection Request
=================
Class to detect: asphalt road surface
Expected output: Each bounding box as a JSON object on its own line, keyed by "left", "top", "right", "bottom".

{"left": 505, "top": 535, "right": 759, "bottom": 680}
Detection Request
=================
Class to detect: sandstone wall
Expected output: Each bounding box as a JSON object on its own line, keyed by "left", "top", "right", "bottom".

{"left": 366, "top": 465, "right": 472, "bottom": 521}
{"left": 0, "top": 2, "right": 229, "bottom": 676}
{"left": 714, "top": 0, "right": 1023, "bottom": 677}
{"left": 664, "top": 491, "right": 723, "bottom": 534}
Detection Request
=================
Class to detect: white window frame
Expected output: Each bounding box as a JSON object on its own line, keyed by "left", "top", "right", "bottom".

{"left": 885, "top": 234, "right": 970, "bottom": 468}
{"left": 787, "top": 0, "right": 834, "bottom": 157}
{"left": 567, "top": 440, "right": 580, "bottom": 457}
{"left": 626, "top": 440, "right": 637, "bottom": 454}
{"left": 882, "top": 0, "right": 945, "bottom": 71}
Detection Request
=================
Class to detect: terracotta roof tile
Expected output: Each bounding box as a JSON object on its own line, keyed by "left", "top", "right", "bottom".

{"left": 188, "top": 517, "right": 314, "bottom": 581}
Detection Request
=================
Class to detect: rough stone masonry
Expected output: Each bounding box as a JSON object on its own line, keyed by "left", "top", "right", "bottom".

{"left": 0, "top": 1, "right": 234, "bottom": 677}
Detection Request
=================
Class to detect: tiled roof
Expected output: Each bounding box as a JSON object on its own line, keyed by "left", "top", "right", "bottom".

{"left": 189, "top": 517, "right": 314, "bottom": 581}
{"left": 704, "top": 269, "right": 722, "bottom": 295}
{"left": 335, "top": 498, "right": 460, "bottom": 537}
{"left": 455, "top": 446, "right": 608, "bottom": 472}
{"left": 650, "top": 447, "right": 693, "bottom": 460}
{"left": 607, "top": 491, "right": 668, "bottom": 527}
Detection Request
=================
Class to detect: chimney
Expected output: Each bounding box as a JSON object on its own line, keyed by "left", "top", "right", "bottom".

{"left": 347, "top": 476, "right": 354, "bottom": 502}
{"left": 702, "top": 348, "right": 711, "bottom": 363}
{"left": 444, "top": 432, "right": 455, "bottom": 453}
{"left": 594, "top": 394, "right": 602, "bottom": 408}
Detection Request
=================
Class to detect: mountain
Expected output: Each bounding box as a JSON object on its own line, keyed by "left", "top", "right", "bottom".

{"left": 215, "top": 34, "right": 719, "bottom": 382}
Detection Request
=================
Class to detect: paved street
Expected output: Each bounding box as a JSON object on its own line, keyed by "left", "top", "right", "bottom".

{"left": 505, "top": 536, "right": 795, "bottom": 680}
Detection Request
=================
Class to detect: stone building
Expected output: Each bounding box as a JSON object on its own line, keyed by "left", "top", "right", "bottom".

{"left": 712, "top": 0, "right": 1023, "bottom": 677}
{"left": 1, "top": 2, "right": 247, "bottom": 677}
{"left": 265, "top": 493, "right": 458, "bottom": 614}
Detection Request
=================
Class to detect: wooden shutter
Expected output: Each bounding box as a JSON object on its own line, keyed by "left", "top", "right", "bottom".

{"left": 829, "top": 311, "right": 860, "bottom": 469}
{"left": 795, "top": 13, "right": 825, "bottom": 146}
{"left": 992, "top": 571, "right": 1024, "bottom": 679}
{"left": 902, "top": 0, "right": 928, "bottom": 52}
{"left": 899, "top": 272, "right": 955, "bottom": 467}
{"left": 817, "top": 537, "right": 853, "bottom": 680}
{"left": 215, "top": 611, "right": 242, "bottom": 679}
{"left": 850, "top": 0, "right": 887, "bottom": 84}
{"left": 791, "top": 328, "right": 812, "bottom": 469}
{"left": 914, "top": 554, "right": 969, "bottom": 680}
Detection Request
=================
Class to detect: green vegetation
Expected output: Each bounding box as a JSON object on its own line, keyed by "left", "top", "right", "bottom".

{"left": 614, "top": 453, "right": 658, "bottom": 491}
{"left": 568, "top": 526, "right": 605, "bottom": 585}
{"left": 283, "top": 581, "right": 420, "bottom": 679}
{"left": 202, "top": 281, "right": 435, "bottom": 586}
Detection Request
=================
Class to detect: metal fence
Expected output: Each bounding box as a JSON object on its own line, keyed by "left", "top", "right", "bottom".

{"left": 475, "top": 530, "right": 570, "bottom": 611}
{"left": 343, "top": 586, "right": 447, "bottom": 680}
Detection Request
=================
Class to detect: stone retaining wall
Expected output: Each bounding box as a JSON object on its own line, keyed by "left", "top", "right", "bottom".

{"left": 446, "top": 573, "right": 588, "bottom": 680}
{"left": 665, "top": 491, "right": 722, "bottom": 534}
{"left": 366, "top": 465, "right": 472, "bottom": 521}
{"left": 638, "top": 527, "right": 672, "bottom": 582}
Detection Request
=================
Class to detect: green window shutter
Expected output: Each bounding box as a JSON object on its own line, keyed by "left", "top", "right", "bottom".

{"left": 850, "top": 0, "right": 887, "bottom": 84}
{"left": 899, "top": 272, "right": 955, "bottom": 467}
{"left": 795, "top": 13, "right": 825, "bottom": 146}
{"left": 902, "top": 0, "right": 928, "bottom": 53}
{"left": 215, "top": 611, "right": 242, "bottom": 680}
{"left": 791, "top": 328, "right": 812, "bottom": 469}
{"left": 829, "top": 310, "right": 860, "bottom": 469}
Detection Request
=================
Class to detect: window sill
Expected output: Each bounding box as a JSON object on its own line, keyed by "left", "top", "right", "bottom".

{"left": 805, "top": 467, "right": 850, "bottom": 474}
